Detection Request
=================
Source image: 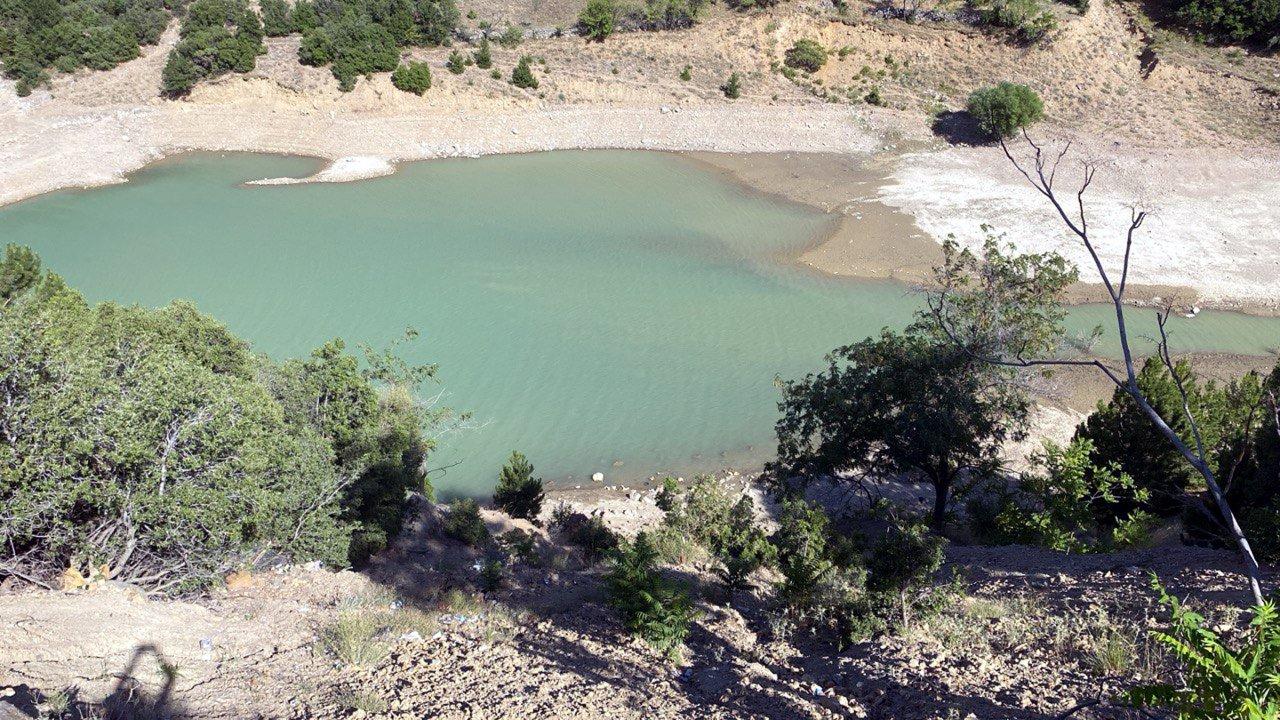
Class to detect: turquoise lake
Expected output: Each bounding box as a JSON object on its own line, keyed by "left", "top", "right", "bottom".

{"left": 5, "top": 151, "right": 1279, "bottom": 494}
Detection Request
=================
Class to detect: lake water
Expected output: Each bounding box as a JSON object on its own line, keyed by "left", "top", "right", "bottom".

{"left": 5, "top": 151, "right": 1278, "bottom": 494}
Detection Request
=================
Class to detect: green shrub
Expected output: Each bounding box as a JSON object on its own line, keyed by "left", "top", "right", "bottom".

{"left": 493, "top": 451, "right": 544, "bottom": 520}
{"left": 784, "top": 39, "right": 827, "bottom": 73}
{"left": 496, "top": 25, "right": 523, "bottom": 47}
{"left": 970, "top": 437, "right": 1156, "bottom": 552}
{"left": 391, "top": 60, "right": 432, "bottom": 94}
{"left": 578, "top": 0, "right": 617, "bottom": 40}
{"left": 472, "top": 38, "right": 492, "bottom": 68}
{"left": 0, "top": 0, "right": 166, "bottom": 95}
{"left": 1130, "top": 579, "right": 1280, "bottom": 719}
{"left": 721, "top": 71, "right": 741, "bottom": 98}
{"left": 724, "top": 0, "right": 780, "bottom": 9}
{"left": 260, "top": 0, "right": 293, "bottom": 36}
{"left": 625, "top": 0, "right": 708, "bottom": 30}
{"left": 498, "top": 528, "right": 540, "bottom": 564}
{"left": 969, "top": 0, "right": 1057, "bottom": 42}
{"left": 712, "top": 495, "right": 776, "bottom": 589}
{"left": 162, "top": 0, "right": 266, "bottom": 96}
{"left": 655, "top": 476, "right": 680, "bottom": 511}
{"left": 606, "top": 532, "right": 696, "bottom": 659}
{"left": 864, "top": 86, "right": 885, "bottom": 106}
{"left": 1174, "top": 0, "right": 1280, "bottom": 45}
{"left": 865, "top": 522, "right": 944, "bottom": 594}
{"left": 678, "top": 64, "right": 691, "bottom": 81}
{"left": 0, "top": 246, "right": 442, "bottom": 592}
{"left": 510, "top": 55, "right": 538, "bottom": 88}
{"left": 966, "top": 81, "right": 1044, "bottom": 139}
{"left": 446, "top": 49, "right": 466, "bottom": 74}
{"left": 443, "top": 498, "right": 489, "bottom": 546}
{"left": 663, "top": 476, "right": 732, "bottom": 544}
{"left": 292, "top": 0, "right": 458, "bottom": 90}
{"left": 479, "top": 558, "right": 505, "bottom": 590}
{"left": 565, "top": 513, "right": 617, "bottom": 559}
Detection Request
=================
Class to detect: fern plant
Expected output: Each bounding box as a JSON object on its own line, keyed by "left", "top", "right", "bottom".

{"left": 1130, "top": 579, "right": 1280, "bottom": 719}
{"left": 605, "top": 532, "right": 695, "bottom": 660}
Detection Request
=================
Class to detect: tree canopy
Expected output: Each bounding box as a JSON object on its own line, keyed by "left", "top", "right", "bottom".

{"left": 0, "top": 244, "right": 450, "bottom": 592}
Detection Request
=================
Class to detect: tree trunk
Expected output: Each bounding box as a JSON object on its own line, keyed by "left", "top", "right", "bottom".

{"left": 931, "top": 478, "right": 950, "bottom": 533}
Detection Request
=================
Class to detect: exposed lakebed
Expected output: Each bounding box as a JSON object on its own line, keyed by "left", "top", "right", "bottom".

{"left": 6, "top": 150, "right": 1278, "bottom": 493}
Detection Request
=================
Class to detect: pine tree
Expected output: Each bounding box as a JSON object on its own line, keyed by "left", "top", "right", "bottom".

{"left": 510, "top": 55, "right": 538, "bottom": 89}
{"left": 493, "top": 451, "right": 544, "bottom": 520}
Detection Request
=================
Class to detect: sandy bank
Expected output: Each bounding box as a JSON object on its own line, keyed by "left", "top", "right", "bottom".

{"left": 246, "top": 155, "right": 396, "bottom": 185}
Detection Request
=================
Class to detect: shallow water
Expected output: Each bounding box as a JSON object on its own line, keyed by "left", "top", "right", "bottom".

{"left": 5, "top": 151, "right": 1278, "bottom": 494}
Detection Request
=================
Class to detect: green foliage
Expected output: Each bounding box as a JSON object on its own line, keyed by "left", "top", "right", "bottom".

{"left": 772, "top": 327, "right": 1030, "bottom": 531}
{"left": 495, "top": 24, "right": 521, "bottom": 47}
{"left": 162, "top": 0, "right": 266, "bottom": 96}
{"left": 864, "top": 522, "right": 944, "bottom": 595}
{"left": 655, "top": 476, "right": 680, "bottom": 511}
{"left": 391, "top": 59, "right": 431, "bottom": 93}
{"left": 1077, "top": 357, "right": 1258, "bottom": 519}
{"left": 497, "top": 528, "right": 539, "bottom": 564}
{"left": 0, "top": 0, "right": 167, "bottom": 94}
{"left": 446, "top": 48, "right": 465, "bottom": 73}
{"left": 493, "top": 451, "right": 544, "bottom": 520}
{"left": 479, "top": 557, "right": 504, "bottom": 590}
{"left": 968, "top": 0, "right": 1057, "bottom": 42}
{"left": 721, "top": 71, "right": 740, "bottom": 98}
{"left": 0, "top": 247, "right": 443, "bottom": 592}
{"left": 713, "top": 496, "right": 776, "bottom": 589}
{"left": 298, "top": 13, "right": 399, "bottom": 91}
{"left": 783, "top": 38, "right": 826, "bottom": 73}
{"left": 565, "top": 513, "right": 617, "bottom": 559}
{"left": 659, "top": 477, "right": 774, "bottom": 588}
{"left": 970, "top": 437, "right": 1156, "bottom": 552}
{"left": 577, "top": 0, "right": 616, "bottom": 40}
{"left": 1130, "top": 579, "right": 1280, "bottom": 719}
{"left": 259, "top": 0, "right": 292, "bottom": 36}
{"left": 1173, "top": 0, "right": 1279, "bottom": 45}
{"left": 677, "top": 63, "right": 691, "bottom": 81}
{"left": 605, "top": 532, "right": 695, "bottom": 660}
{"left": 291, "top": 0, "right": 457, "bottom": 90}
{"left": 442, "top": 498, "right": 489, "bottom": 546}
{"left": 772, "top": 499, "right": 879, "bottom": 644}
{"left": 724, "top": 0, "right": 779, "bottom": 10}
{"left": 625, "top": 0, "right": 707, "bottom": 30}
{"left": 864, "top": 86, "right": 885, "bottom": 106}
{"left": 966, "top": 82, "right": 1045, "bottom": 139}
{"left": 510, "top": 54, "right": 537, "bottom": 88}
{"left": 471, "top": 37, "right": 491, "bottom": 68}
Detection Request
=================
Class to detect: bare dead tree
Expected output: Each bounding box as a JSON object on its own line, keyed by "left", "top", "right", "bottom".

{"left": 934, "top": 132, "right": 1265, "bottom": 605}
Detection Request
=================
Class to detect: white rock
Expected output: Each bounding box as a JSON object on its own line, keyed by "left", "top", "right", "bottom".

{"left": 591, "top": 472, "right": 604, "bottom": 482}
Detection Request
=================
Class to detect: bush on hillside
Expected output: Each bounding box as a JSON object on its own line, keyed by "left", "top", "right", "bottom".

{"left": 1174, "top": 0, "right": 1280, "bottom": 45}
{"left": 578, "top": 0, "right": 618, "bottom": 40}
{"left": 472, "top": 38, "right": 492, "bottom": 68}
{"left": 259, "top": 0, "right": 293, "bottom": 36}
{"left": 162, "top": 0, "right": 266, "bottom": 96}
{"left": 0, "top": 0, "right": 167, "bottom": 95}
{"left": 391, "top": 60, "right": 432, "bottom": 94}
{"left": 1130, "top": 579, "right": 1280, "bottom": 719}
{"left": 292, "top": 0, "right": 457, "bottom": 90}
{"left": 784, "top": 39, "right": 827, "bottom": 73}
{"left": 712, "top": 495, "right": 776, "bottom": 589}
{"left": 966, "top": 82, "right": 1044, "bottom": 139}
{"left": 721, "top": 71, "right": 741, "bottom": 98}
{"left": 968, "top": 0, "right": 1057, "bottom": 43}
{"left": 442, "top": 498, "right": 490, "bottom": 546}
{"left": 493, "top": 451, "right": 544, "bottom": 520}
{"left": 606, "top": 532, "right": 696, "bottom": 659}
{"left": 0, "top": 245, "right": 444, "bottom": 592}
{"left": 969, "top": 437, "right": 1157, "bottom": 552}
{"left": 510, "top": 54, "right": 537, "bottom": 88}
{"left": 624, "top": 0, "right": 708, "bottom": 30}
